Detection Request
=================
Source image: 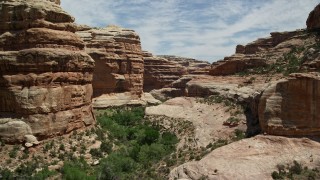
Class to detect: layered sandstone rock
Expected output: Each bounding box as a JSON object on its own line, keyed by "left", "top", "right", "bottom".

{"left": 209, "top": 30, "right": 307, "bottom": 76}
{"left": 143, "top": 51, "right": 187, "bottom": 91}
{"left": 157, "top": 55, "right": 211, "bottom": 75}
{"left": 0, "top": 0, "right": 95, "bottom": 142}
{"left": 307, "top": 3, "right": 320, "bottom": 30}
{"left": 143, "top": 52, "right": 210, "bottom": 92}
{"left": 259, "top": 73, "right": 320, "bottom": 136}
{"left": 77, "top": 25, "right": 144, "bottom": 99}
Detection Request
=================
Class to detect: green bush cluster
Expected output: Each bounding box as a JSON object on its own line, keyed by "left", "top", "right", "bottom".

{"left": 96, "top": 107, "right": 179, "bottom": 179}
{"left": 0, "top": 160, "right": 57, "bottom": 179}
{"left": 271, "top": 160, "right": 320, "bottom": 180}
{"left": 62, "top": 158, "right": 96, "bottom": 180}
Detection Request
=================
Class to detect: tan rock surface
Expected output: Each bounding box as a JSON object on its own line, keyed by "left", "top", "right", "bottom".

{"left": 259, "top": 73, "right": 320, "bottom": 136}
{"left": 170, "top": 135, "right": 320, "bottom": 180}
{"left": 0, "top": 0, "right": 95, "bottom": 142}
{"left": 93, "top": 92, "right": 160, "bottom": 108}
{"left": 77, "top": 25, "right": 144, "bottom": 100}
{"left": 146, "top": 97, "right": 245, "bottom": 148}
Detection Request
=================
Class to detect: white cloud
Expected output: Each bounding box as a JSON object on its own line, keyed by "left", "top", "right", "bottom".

{"left": 61, "top": 0, "right": 319, "bottom": 62}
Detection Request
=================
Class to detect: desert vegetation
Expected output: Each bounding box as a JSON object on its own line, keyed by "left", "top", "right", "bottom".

{"left": 271, "top": 160, "right": 320, "bottom": 180}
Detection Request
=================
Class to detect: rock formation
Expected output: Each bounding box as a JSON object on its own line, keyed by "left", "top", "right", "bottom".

{"left": 307, "top": 3, "right": 320, "bottom": 30}
{"left": 0, "top": 0, "right": 95, "bottom": 143}
{"left": 209, "top": 30, "right": 307, "bottom": 76}
{"left": 259, "top": 73, "right": 320, "bottom": 136}
{"left": 143, "top": 51, "right": 187, "bottom": 91}
{"left": 76, "top": 25, "right": 144, "bottom": 100}
{"left": 170, "top": 135, "right": 320, "bottom": 180}
{"left": 157, "top": 55, "right": 211, "bottom": 75}
{"left": 143, "top": 52, "right": 210, "bottom": 92}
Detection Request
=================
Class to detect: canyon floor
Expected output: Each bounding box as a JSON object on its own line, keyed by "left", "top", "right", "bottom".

{"left": 1, "top": 96, "right": 320, "bottom": 179}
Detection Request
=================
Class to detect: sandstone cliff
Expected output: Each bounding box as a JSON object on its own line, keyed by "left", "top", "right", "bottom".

{"left": 143, "top": 52, "right": 210, "bottom": 92}
{"left": 0, "top": 0, "right": 95, "bottom": 143}
{"left": 143, "top": 51, "right": 187, "bottom": 91}
{"left": 76, "top": 25, "right": 144, "bottom": 101}
{"left": 259, "top": 73, "right": 320, "bottom": 136}
{"left": 209, "top": 30, "right": 311, "bottom": 76}
{"left": 157, "top": 55, "right": 211, "bottom": 75}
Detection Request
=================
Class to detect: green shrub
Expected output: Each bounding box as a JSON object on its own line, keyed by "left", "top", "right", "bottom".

{"left": 0, "top": 168, "right": 14, "bottom": 180}
{"left": 233, "top": 129, "right": 246, "bottom": 141}
{"left": 33, "top": 167, "right": 57, "bottom": 180}
{"left": 90, "top": 148, "right": 103, "bottom": 158}
{"left": 59, "top": 144, "right": 65, "bottom": 151}
{"left": 100, "top": 141, "right": 113, "bottom": 154}
{"left": 138, "top": 144, "right": 167, "bottom": 166}
{"left": 99, "top": 153, "right": 138, "bottom": 179}
{"left": 271, "top": 161, "right": 320, "bottom": 180}
{"left": 62, "top": 158, "right": 95, "bottom": 180}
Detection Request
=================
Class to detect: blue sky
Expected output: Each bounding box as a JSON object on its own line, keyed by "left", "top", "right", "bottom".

{"left": 61, "top": 0, "right": 319, "bottom": 62}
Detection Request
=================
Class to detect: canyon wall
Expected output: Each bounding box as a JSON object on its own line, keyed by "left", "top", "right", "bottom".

{"left": 77, "top": 25, "right": 144, "bottom": 99}
{"left": 144, "top": 52, "right": 210, "bottom": 91}
{"left": 143, "top": 51, "right": 187, "bottom": 92}
{"left": 209, "top": 30, "right": 306, "bottom": 76}
{"left": 259, "top": 73, "right": 320, "bottom": 136}
{"left": 0, "top": 0, "right": 95, "bottom": 142}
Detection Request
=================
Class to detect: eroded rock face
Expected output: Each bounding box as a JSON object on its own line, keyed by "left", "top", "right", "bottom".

{"left": 259, "top": 73, "right": 320, "bottom": 136}
{"left": 157, "top": 55, "right": 211, "bottom": 75}
{"left": 77, "top": 25, "right": 144, "bottom": 99}
{"left": 143, "top": 52, "right": 210, "bottom": 92}
{"left": 307, "top": 3, "right": 320, "bottom": 30}
{"left": 143, "top": 51, "right": 187, "bottom": 91}
{"left": 209, "top": 30, "right": 307, "bottom": 76}
{"left": 0, "top": 0, "right": 95, "bottom": 142}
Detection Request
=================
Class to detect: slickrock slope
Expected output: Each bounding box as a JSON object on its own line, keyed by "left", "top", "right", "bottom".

{"left": 170, "top": 135, "right": 320, "bottom": 180}
{"left": 259, "top": 73, "right": 320, "bottom": 136}
{"left": 76, "top": 25, "right": 144, "bottom": 101}
{"left": 143, "top": 51, "right": 187, "bottom": 91}
{"left": 307, "top": 3, "right": 320, "bottom": 30}
{"left": 0, "top": 0, "right": 95, "bottom": 143}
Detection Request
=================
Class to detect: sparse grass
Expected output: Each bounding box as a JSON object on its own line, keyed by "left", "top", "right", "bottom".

{"left": 223, "top": 116, "right": 241, "bottom": 127}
